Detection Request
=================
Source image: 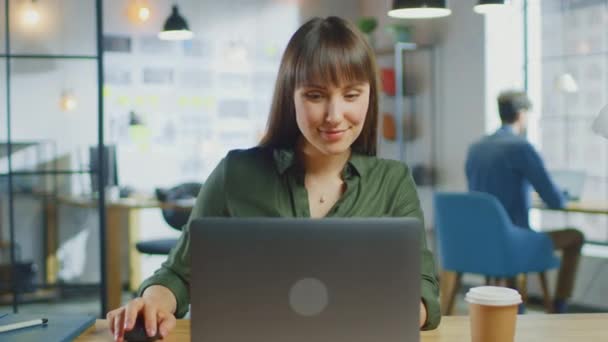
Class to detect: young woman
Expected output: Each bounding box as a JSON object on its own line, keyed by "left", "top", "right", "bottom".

{"left": 108, "top": 16, "right": 441, "bottom": 341}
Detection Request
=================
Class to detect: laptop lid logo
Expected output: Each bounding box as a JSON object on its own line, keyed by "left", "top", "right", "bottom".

{"left": 288, "top": 278, "right": 329, "bottom": 317}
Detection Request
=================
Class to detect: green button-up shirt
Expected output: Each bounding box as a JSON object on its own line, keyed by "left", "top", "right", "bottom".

{"left": 139, "top": 147, "right": 441, "bottom": 330}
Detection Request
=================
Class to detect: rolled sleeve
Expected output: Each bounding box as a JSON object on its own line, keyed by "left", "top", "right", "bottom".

{"left": 138, "top": 268, "right": 191, "bottom": 318}
{"left": 420, "top": 249, "right": 441, "bottom": 330}
{"left": 137, "top": 221, "right": 193, "bottom": 318}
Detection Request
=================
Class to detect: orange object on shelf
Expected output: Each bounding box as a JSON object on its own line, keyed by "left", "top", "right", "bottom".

{"left": 382, "top": 112, "right": 396, "bottom": 140}
{"left": 382, "top": 112, "right": 419, "bottom": 142}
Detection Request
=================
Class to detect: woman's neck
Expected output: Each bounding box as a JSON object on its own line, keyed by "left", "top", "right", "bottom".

{"left": 298, "top": 142, "right": 351, "bottom": 178}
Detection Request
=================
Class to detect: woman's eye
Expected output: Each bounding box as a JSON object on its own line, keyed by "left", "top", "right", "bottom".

{"left": 305, "top": 92, "right": 323, "bottom": 100}
{"left": 345, "top": 93, "right": 360, "bottom": 100}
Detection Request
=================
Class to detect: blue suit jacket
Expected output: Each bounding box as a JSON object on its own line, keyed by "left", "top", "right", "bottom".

{"left": 465, "top": 125, "right": 566, "bottom": 228}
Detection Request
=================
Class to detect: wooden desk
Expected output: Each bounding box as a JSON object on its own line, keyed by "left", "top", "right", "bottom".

{"left": 532, "top": 199, "right": 608, "bottom": 215}
{"left": 49, "top": 195, "right": 192, "bottom": 312}
{"left": 75, "top": 314, "right": 608, "bottom": 341}
{"left": 532, "top": 199, "right": 608, "bottom": 246}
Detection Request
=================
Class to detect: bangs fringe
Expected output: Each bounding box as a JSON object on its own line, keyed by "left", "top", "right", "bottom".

{"left": 294, "top": 32, "right": 371, "bottom": 88}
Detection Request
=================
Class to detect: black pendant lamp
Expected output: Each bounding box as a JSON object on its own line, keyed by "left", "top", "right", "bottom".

{"left": 158, "top": 5, "right": 193, "bottom": 41}
{"left": 474, "top": 0, "right": 511, "bottom": 14}
{"left": 388, "top": 0, "right": 451, "bottom": 19}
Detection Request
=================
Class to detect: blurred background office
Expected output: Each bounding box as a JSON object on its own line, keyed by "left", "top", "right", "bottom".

{"left": 0, "top": 0, "right": 607, "bottom": 318}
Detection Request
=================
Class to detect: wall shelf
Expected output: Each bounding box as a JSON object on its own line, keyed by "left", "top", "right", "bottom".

{"left": 377, "top": 43, "right": 439, "bottom": 191}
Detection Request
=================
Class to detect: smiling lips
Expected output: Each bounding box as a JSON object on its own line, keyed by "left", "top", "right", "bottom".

{"left": 319, "top": 128, "right": 349, "bottom": 142}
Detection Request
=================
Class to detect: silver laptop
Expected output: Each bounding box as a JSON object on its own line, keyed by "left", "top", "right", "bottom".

{"left": 550, "top": 170, "right": 586, "bottom": 201}
{"left": 190, "top": 217, "right": 421, "bottom": 342}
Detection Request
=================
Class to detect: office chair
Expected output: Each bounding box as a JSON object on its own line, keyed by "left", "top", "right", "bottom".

{"left": 434, "top": 191, "right": 560, "bottom": 315}
{"left": 135, "top": 182, "right": 201, "bottom": 255}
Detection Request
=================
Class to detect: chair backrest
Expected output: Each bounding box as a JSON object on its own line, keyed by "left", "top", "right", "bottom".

{"left": 433, "top": 191, "right": 515, "bottom": 276}
{"left": 155, "top": 182, "right": 201, "bottom": 230}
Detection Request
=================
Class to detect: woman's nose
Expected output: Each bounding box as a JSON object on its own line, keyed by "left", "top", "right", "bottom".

{"left": 325, "top": 98, "right": 345, "bottom": 123}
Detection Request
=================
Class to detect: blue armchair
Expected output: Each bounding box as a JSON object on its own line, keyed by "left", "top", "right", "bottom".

{"left": 434, "top": 192, "right": 559, "bottom": 314}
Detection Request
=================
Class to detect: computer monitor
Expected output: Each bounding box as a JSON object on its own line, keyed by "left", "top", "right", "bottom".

{"left": 89, "top": 145, "right": 118, "bottom": 193}
{"left": 550, "top": 170, "right": 585, "bottom": 201}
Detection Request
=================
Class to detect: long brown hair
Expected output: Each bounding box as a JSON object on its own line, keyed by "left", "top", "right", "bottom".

{"left": 259, "top": 16, "right": 379, "bottom": 156}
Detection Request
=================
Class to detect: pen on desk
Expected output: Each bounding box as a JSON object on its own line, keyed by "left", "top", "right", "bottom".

{"left": 0, "top": 318, "right": 48, "bottom": 333}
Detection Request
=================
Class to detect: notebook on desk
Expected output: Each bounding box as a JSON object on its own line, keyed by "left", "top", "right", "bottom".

{"left": 0, "top": 313, "right": 95, "bottom": 341}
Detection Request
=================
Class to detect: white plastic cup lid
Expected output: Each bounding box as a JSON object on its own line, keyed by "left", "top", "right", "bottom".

{"left": 465, "top": 286, "right": 522, "bottom": 306}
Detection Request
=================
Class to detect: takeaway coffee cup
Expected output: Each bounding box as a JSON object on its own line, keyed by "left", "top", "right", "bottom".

{"left": 465, "top": 286, "right": 522, "bottom": 342}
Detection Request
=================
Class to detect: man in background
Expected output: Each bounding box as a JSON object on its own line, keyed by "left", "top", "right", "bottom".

{"left": 465, "top": 90, "right": 584, "bottom": 313}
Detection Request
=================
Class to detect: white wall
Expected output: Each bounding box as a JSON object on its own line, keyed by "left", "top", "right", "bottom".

{"left": 299, "top": 0, "right": 360, "bottom": 22}
{"left": 360, "top": 0, "right": 486, "bottom": 192}
{"left": 434, "top": 0, "right": 486, "bottom": 191}
{"left": 483, "top": 1, "right": 526, "bottom": 133}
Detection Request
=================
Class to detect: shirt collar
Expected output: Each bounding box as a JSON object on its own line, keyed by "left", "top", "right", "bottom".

{"left": 347, "top": 152, "right": 368, "bottom": 178}
{"left": 498, "top": 124, "right": 516, "bottom": 135}
{"left": 272, "top": 148, "right": 368, "bottom": 178}
{"left": 273, "top": 148, "right": 297, "bottom": 175}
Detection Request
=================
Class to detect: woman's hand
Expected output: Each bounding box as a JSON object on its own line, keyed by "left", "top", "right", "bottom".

{"left": 106, "top": 285, "right": 177, "bottom": 342}
{"left": 420, "top": 301, "right": 428, "bottom": 328}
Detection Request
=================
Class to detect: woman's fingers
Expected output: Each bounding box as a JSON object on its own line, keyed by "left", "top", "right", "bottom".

{"left": 143, "top": 301, "right": 159, "bottom": 337}
{"left": 107, "top": 311, "right": 114, "bottom": 336}
{"left": 123, "top": 298, "right": 145, "bottom": 331}
{"left": 107, "top": 297, "right": 172, "bottom": 341}
{"left": 113, "top": 310, "right": 126, "bottom": 342}
{"left": 106, "top": 308, "right": 123, "bottom": 337}
{"left": 157, "top": 310, "right": 177, "bottom": 338}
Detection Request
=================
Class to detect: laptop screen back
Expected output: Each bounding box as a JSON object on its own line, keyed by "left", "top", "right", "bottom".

{"left": 190, "top": 217, "right": 422, "bottom": 342}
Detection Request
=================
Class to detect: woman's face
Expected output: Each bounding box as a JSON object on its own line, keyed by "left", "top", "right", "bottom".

{"left": 294, "top": 81, "right": 370, "bottom": 156}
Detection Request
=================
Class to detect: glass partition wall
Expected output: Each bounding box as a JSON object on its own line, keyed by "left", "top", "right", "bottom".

{"left": 1, "top": 0, "right": 302, "bottom": 318}
{"left": 0, "top": 0, "right": 107, "bottom": 316}
{"left": 527, "top": 0, "right": 608, "bottom": 244}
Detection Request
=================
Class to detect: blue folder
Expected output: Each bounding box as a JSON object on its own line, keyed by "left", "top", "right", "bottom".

{"left": 0, "top": 313, "right": 96, "bottom": 342}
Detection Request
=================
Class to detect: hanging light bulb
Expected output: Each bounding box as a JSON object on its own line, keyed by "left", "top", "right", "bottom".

{"left": 388, "top": 0, "right": 451, "bottom": 19}
{"left": 22, "top": 0, "right": 41, "bottom": 27}
{"left": 158, "top": 5, "right": 193, "bottom": 41}
{"left": 474, "top": 0, "right": 511, "bottom": 15}
{"left": 138, "top": 6, "right": 151, "bottom": 21}
{"left": 127, "top": 0, "right": 151, "bottom": 23}
{"left": 60, "top": 91, "right": 78, "bottom": 112}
